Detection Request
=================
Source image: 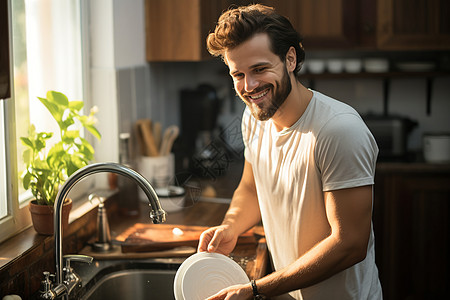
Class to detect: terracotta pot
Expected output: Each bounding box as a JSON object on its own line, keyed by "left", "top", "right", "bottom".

{"left": 29, "top": 199, "right": 72, "bottom": 235}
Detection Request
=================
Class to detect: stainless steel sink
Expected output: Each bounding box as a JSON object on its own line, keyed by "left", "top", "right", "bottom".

{"left": 80, "top": 269, "right": 176, "bottom": 300}
{"left": 71, "top": 259, "right": 182, "bottom": 300}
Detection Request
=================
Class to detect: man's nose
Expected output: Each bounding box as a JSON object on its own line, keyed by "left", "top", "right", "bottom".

{"left": 244, "top": 75, "right": 258, "bottom": 92}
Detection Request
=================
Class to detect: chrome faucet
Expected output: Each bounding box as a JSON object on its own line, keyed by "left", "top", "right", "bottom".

{"left": 42, "top": 162, "right": 167, "bottom": 299}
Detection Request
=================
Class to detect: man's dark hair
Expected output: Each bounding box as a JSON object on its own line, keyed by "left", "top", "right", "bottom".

{"left": 207, "top": 4, "right": 305, "bottom": 79}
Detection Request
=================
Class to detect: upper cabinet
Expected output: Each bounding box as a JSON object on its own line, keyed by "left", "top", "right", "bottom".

{"left": 145, "top": 0, "right": 450, "bottom": 62}
{"left": 145, "top": 0, "right": 236, "bottom": 61}
{"left": 258, "top": 0, "right": 376, "bottom": 50}
{"left": 377, "top": 0, "right": 450, "bottom": 50}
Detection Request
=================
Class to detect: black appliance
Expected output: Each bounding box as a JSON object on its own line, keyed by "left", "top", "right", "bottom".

{"left": 179, "top": 84, "right": 226, "bottom": 177}
{"left": 363, "top": 114, "right": 417, "bottom": 161}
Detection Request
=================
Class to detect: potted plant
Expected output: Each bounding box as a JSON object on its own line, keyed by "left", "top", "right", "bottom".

{"left": 20, "top": 90, "right": 101, "bottom": 235}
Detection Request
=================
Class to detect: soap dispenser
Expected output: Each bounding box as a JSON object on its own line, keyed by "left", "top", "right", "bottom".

{"left": 89, "top": 194, "right": 115, "bottom": 252}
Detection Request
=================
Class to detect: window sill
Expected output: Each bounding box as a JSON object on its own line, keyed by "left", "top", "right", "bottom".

{"left": 0, "top": 189, "right": 115, "bottom": 271}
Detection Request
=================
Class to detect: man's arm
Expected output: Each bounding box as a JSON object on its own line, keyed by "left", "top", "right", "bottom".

{"left": 207, "top": 185, "right": 373, "bottom": 299}
{"left": 198, "top": 159, "right": 262, "bottom": 254}
{"left": 255, "top": 185, "right": 373, "bottom": 296}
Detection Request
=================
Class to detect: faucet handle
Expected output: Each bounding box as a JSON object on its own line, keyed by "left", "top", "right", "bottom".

{"left": 63, "top": 254, "right": 93, "bottom": 269}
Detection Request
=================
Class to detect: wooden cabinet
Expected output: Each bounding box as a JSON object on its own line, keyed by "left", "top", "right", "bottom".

{"left": 260, "top": 0, "right": 376, "bottom": 50}
{"left": 373, "top": 164, "right": 450, "bottom": 299}
{"left": 145, "top": 0, "right": 244, "bottom": 61}
{"left": 145, "top": 0, "right": 450, "bottom": 61}
{"left": 145, "top": 0, "right": 375, "bottom": 61}
{"left": 377, "top": 0, "right": 450, "bottom": 50}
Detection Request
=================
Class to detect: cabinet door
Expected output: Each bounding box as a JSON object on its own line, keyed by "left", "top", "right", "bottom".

{"left": 260, "top": 0, "right": 376, "bottom": 49}
{"left": 145, "top": 0, "right": 247, "bottom": 61}
{"left": 146, "top": 0, "right": 203, "bottom": 61}
{"left": 374, "top": 171, "right": 450, "bottom": 299}
{"left": 377, "top": 0, "right": 450, "bottom": 50}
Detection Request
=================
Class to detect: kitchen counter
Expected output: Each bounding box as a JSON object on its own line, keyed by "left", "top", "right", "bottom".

{"left": 376, "top": 161, "right": 450, "bottom": 173}
{"left": 83, "top": 198, "right": 268, "bottom": 281}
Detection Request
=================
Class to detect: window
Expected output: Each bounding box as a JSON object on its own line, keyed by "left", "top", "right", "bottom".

{"left": 0, "top": 0, "right": 87, "bottom": 243}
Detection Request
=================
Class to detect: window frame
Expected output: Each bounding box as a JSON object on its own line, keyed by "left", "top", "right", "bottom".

{"left": 0, "top": 0, "right": 93, "bottom": 243}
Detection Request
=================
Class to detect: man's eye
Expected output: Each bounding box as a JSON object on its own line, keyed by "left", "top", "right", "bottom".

{"left": 233, "top": 73, "right": 244, "bottom": 79}
{"left": 254, "top": 67, "right": 266, "bottom": 73}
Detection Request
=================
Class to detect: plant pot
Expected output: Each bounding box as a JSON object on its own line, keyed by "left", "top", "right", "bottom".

{"left": 29, "top": 199, "right": 72, "bottom": 235}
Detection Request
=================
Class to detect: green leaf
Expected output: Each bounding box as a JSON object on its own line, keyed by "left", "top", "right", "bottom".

{"left": 64, "top": 130, "right": 79, "bottom": 139}
{"left": 22, "top": 172, "right": 31, "bottom": 189}
{"left": 84, "top": 124, "right": 102, "bottom": 140}
{"left": 69, "top": 100, "right": 84, "bottom": 111}
{"left": 47, "top": 90, "right": 69, "bottom": 107}
{"left": 38, "top": 96, "right": 62, "bottom": 124}
{"left": 47, "top": 142, "right": 65, "bottom": 168}
{"left": 79, "top": 138, "right": 95, "bottom": 160}
{"left": 22, "top": 149, "right": 32, "bottom": 165}
{"left": 34, "top": 138, "right": 46, "bottom": 152}
{"left": 20, "top": 137, "right": 34, "bottom": 149}
{"left": 61, "top": 119, "right": 74, "bottom": 131}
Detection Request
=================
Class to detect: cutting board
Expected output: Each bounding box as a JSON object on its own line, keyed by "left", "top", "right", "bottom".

{"left": 115, "top": 223, "right": 257, "bottom": 253}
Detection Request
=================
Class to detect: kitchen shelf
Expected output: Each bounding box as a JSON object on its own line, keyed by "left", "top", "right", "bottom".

{"left": 302, "top": 70, "right": 450, "bottom": 116}
{"left": 301, "top": 70, "right": 450, "bottom": 80}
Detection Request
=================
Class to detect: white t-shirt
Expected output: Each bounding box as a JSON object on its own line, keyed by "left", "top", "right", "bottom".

{"left": 242, "top": 90, "right": 382, "bottom": 300}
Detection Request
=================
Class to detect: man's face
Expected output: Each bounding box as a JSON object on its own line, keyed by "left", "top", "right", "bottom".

{"left": 224, "top": 33, "right": 292, "bottom": 121}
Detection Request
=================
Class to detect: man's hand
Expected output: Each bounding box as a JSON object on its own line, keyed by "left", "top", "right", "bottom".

{"left": 205, "top": 283, "right": 253, "bottom": 300}
{"left": 197, "top": 225, "right": 239, "bottom": 255}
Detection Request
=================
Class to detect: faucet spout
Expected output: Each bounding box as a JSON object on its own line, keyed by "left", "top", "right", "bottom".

{"left": 53, "top": 162, "right": 166, "bottom": 296}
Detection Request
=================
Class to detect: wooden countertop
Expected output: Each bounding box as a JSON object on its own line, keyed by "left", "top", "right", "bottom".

{"left": 100, "top": 199, "right": 268, "bottom": 280}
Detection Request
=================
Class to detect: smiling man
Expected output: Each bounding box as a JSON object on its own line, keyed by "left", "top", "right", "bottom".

{"left": 198, "top": 4, "right": 382, "bottom": 300}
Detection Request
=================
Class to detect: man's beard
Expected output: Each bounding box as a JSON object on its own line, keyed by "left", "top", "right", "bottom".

{"left": 240, "top": 68, "right": 292, "bottom": 121}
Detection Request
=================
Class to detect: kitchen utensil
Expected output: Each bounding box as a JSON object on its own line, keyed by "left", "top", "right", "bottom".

{"left": 160, "top": 125, "right": 179, "bottom": 155}
{"left": 153, "top": 121, "right": 162, "bottom": 150}
{"left": 174, "top": 252, "right": 249, "bottom": 300}
{"left": 134, "top": 122, "right": 147, "bottom": 156}
{"left": 423, "top": 133, "right": 450, "bottom": 163}
{"left": 137, "top": 119, "right": 159, "bottom": 156}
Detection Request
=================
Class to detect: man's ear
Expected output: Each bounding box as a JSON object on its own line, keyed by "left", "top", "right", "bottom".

{"left": 285, "top": 46, "right": 297, "bottom": 72}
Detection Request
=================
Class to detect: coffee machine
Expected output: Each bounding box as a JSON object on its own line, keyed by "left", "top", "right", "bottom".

{"left": 179, "top": 84, "right": 226, "bottom": 177}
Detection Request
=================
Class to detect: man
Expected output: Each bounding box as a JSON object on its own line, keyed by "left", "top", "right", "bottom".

{"left": 198, "top": 4, "right": 382, "bottom": 300}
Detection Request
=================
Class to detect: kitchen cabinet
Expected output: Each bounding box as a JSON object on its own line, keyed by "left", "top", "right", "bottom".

{"left": 377, "top": 0, "right": 450, "bottom": 50}
{"left": 145, "top": 0, "right": 450, "bottom": 61}
{"left": 145, "top": 0, "right": 245, "bottom": 61}
{"left": 373, "top": 163, "right": 450, "bottom": 299}
{"left": 259, "top": 0, "right": 376, "bottom": 50}
{"left": 145, "top": 0, "right": 375, "bottom": 61}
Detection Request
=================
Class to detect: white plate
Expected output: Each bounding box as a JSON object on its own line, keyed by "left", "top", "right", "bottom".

{"left": 173, "top": 252, "right": 204, "bottom": 300}
{"left": 174, "top": 252, "right": 249, "bottom": 300}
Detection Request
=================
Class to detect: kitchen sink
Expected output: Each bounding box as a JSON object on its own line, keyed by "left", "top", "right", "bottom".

{"left": 71, "top": 259, "right": 182, "bottom": 300}
{"left": 80, "top": 269, "right": 176, "bottom": 300}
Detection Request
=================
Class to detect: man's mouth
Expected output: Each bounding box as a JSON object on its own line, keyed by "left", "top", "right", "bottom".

{"left": 247, "top": 88, "right": 269, "bottom": 103}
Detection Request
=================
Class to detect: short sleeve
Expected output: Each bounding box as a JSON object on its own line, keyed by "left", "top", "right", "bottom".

{"left": 315, "top": 113, "right": 378, "bottom": 191}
